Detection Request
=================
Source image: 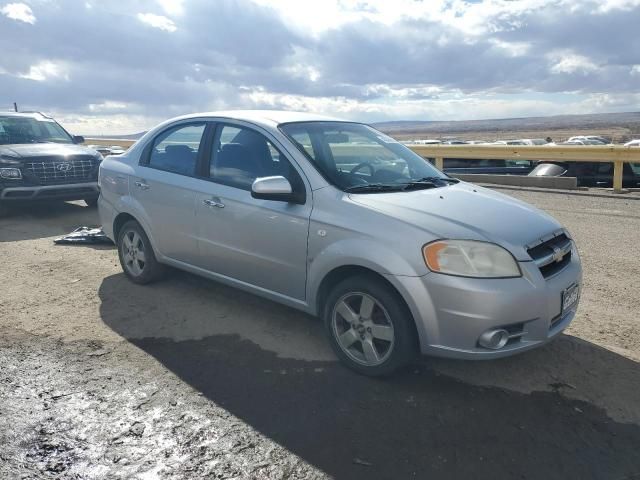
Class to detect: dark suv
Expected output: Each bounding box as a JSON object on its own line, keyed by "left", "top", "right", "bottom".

{"left": 0, "top": 112, "right": 102, "bottom": 215}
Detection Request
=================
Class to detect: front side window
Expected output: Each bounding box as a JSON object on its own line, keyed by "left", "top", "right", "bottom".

{"left": 148, "top": 123, "right": 206, "bottom": 176}
{"left": 280, "top": 122, "right": 450, "bottom": 192}
{"left": 0, "top": 117, "right": 73, "bottom": 145}
{"left": 210, "top": 124, "right": 299, "bottom": 190}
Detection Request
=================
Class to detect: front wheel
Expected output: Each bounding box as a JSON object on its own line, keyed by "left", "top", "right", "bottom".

{"left": 323, "top": 275, "right": 418, "bottom": 376}
{"left": 117, "top": 220, "right": 165, "bottom": 284}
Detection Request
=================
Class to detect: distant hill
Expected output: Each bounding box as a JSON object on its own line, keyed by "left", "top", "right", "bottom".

{"left": 372, "top": 112, "right": 640, "bottom": 141}
{"left": 87, "top": 111, "right": 640, "bottom": 143}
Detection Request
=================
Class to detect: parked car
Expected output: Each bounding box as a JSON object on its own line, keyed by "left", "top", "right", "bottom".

{"left": 109, "top": 145, "right": 127, "bottom": 155}
{"left": 0, "top": 112, "right": 102, "bottom": 215}
{"left": 492, "top": 140, "right": 528, "bottom": 145}
{"left": 560, "top": 139, "right": 606, "bottom": 145}
{"left": 99, "top": 111, "right": 582, "bottom": 376}
{"left": 86, "top": 144, "right": 112, "bottom": 157}
{"left": 443, "top": 158, "right": 533, "bottom": 175}
{"left": 528, "top": 161, "right": 640, "bottom": 187}
{"left": 568, "top": 135, "right": 608, "bottom": 144}
{"left": 624, "top": 139, "right": 640, "bottom": 147}
{"left": 518, "top": 139, "right": 549, "bottom": 145}
{"left": 405, "top": 139, "right": 442, "bottom": 145}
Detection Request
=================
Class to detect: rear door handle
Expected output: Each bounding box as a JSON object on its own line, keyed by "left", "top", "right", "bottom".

{"left": 135, "top": 180, "right": 150, "bottom": 190}
{"left": 203, "top": 198, "right": 225, "bottom": 208}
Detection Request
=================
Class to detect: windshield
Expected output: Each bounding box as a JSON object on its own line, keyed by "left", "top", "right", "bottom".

{"left": 280, "top": 122, "right": 450, "bottom": 192}
{"left": 0, "top": 116, "right": 73, "bottom": 145}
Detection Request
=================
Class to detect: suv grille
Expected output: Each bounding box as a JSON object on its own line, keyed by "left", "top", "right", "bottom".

{"left": 24, "top": 156, "right": 98, "bottom": 185}
{"left": 527, "top": 232, "right": 572, "bottom": 279}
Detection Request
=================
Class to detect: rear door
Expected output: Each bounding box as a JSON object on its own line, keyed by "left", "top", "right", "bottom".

{"left": 132, "top": 122, "right": 208, "bottom": 265}
{"left": 194, "top": 123, "right": 311, "bottom": 300}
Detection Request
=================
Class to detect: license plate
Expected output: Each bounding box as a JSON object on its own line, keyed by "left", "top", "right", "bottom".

{"left": 562, "top": 283, "right": 580, "bottom": 314}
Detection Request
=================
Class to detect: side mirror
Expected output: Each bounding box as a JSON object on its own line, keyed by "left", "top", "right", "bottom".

{"left": 251, "top": 176, "right": 294, "bottom": 202}
{"left": 73, "top": 135, "right": 85, "bottom": 144}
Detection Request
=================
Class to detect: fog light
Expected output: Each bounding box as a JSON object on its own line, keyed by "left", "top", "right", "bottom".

{"left": 0, "top": 168, "right": 22, "bottom": 179}
{"left": 478, "top": 329, "right": 510, "bottom": 350}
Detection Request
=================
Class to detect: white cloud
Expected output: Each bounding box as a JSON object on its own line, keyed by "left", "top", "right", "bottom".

{"left": 549, "top": 51, "right": 599, "bottom": 74}
{"left": 18, "top": 61, "right": 68, "bottom": 81}
{"left": 157, "top": 0, "right": 184, "bottom": 16}
{"left": 489, "top": 39, "right": 531, "bottom": 57}
{"left": 136, "top": 13, "right": 177, "bottom": 32}
{"left": 1, "top": 2, "right": 35, "bottom": 24}
{"left": 595, "top": 0, "right": 640, "bottom": 12}
{"left": 631, "top": 65, "right": 640, "bottom": 76}
{"left": 88, "top": 101, "right": 129, "bottom": 112}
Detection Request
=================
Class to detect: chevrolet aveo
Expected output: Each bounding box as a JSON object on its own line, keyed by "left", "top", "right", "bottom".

{"left": 99, "top": 111, "right": 582, "bottom": 376}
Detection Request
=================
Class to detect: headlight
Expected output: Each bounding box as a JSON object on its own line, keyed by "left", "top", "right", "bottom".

{"left": 0, "top": 167, "right": 22, "bottom": 179}
{"left": 423, "top": 240, "right": 521, "bottom": 278}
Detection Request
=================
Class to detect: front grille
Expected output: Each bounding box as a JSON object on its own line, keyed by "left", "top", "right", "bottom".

{"left": 527, "top": 232, "right": 572, "bottom": 279}
{"left": 24, "top": 156, "right": 98, "bottom": 185}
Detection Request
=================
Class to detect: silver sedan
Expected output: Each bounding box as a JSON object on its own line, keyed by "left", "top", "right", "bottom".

{"left": 98, "top": 110, "right": 582, "bottom": 376}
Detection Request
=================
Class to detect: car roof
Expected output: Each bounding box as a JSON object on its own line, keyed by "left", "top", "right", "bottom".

{"left": 170, "top": 110, "right": 349, "bottom": 127}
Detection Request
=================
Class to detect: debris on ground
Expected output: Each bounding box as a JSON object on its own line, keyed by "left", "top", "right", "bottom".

{"left": 54, "top": 226, "right": 113, "bottom": 245}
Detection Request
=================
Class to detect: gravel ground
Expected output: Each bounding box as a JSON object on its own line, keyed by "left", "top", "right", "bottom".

{"left": 1, "top": 190, "right": 639, "bottom": 479}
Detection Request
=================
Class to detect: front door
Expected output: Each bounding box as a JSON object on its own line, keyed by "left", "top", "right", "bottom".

{"left": 195, "top": 123, "right": 311, "bottom": 300}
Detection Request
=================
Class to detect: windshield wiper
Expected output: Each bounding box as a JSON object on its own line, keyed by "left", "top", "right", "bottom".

{"left": 344, "top": 183, "right": 403, "bottom": 193}
{"left": 397, "top": 176, "right": 460, "bottom": 191}
{"left": 414, "top": 176, "right": 460, "bottom": 184}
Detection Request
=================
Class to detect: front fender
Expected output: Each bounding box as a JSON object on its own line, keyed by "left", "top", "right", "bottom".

{"left": 306, "top": 237, "right": 426, "bottom": 315}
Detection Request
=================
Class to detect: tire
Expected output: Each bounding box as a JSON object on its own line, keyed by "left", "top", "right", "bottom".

{"left": 84, "top": 197, "right": 99, "bottom": 208}
{"left": 117, "top": 220, "right": 165, "bottom": 284}
{"left": 323, "top": 275, "right": 418, "bottom": 376}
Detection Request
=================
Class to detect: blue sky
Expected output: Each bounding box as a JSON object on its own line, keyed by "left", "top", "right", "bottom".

{"left": 1, "top": 0, "right": 639, "bottom": 134}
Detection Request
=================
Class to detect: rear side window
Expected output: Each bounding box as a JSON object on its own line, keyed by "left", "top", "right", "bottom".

{"left": 148, "top": 123, "right": 206, "bottom": 176}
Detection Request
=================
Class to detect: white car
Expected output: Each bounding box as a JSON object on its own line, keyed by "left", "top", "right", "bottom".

{"left": 567, "top": 136, "right": 608, "bottom": 144}
{"left": 519, "top": 139, "right": 549, "bottom": 145}
{"left": 624, "top": 139, "right": 640, "bottom": 147}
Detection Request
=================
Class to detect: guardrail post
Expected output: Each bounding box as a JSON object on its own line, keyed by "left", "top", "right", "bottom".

{"left": 435, "top": 157, "right": 444, "bottom": 170}
{"left": 613, "top": 161, "right": 624, "bottom": 193}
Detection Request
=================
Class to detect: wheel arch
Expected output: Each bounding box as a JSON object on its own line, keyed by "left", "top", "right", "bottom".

{"left": 314, "top": 265, "right": 420, "bottom": 347}
{"left": 113, "top": 212, "right": 138, "bottom": 240}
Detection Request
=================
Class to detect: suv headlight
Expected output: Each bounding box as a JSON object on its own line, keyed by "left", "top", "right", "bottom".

{"left": 0, "top": 167, "right": 22, "bottom": 179}
{"left": 423, "top": 240, "right": 521, "bottom": 278}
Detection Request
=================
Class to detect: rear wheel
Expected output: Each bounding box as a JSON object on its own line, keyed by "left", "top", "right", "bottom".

{"left": 323, "top": 275, "right": 417, "bottom": 376}
{"left": 117, "top": 220, "right": 165, "bottom": 284}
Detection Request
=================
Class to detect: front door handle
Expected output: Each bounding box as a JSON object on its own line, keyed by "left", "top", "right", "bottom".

{"left": 203, "top": 198, "right": 225, "bottom": 208}
{"left": 135, "top": 180, "right": 150, "bottom": 190}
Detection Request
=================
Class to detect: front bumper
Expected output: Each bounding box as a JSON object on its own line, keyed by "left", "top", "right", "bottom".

{"left": 0, "top": 182, "right": 99, "bottom": 201}
{"left": 390, "top": 244, "right": 582, "bottom": 359}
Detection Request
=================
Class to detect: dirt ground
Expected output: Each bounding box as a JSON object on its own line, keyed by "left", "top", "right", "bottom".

{"left": 1, "top": 189, "right": 640, "bottom": 480}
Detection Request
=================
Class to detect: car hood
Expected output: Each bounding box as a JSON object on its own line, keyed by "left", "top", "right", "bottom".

{"left": 348, "top": 182, "right": 563, "bottom": 261}
{"left": 0, "top": 143, "right": 98, "bottom": 159}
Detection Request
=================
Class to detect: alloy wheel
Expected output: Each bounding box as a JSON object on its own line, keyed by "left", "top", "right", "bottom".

{"left": 331, "top": 292, "right": 395, "bottom": 366}
{"left": 121, "top": 230, "right": 147, "bottom": 277}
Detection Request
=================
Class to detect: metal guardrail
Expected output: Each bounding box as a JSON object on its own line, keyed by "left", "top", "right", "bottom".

{"left": 86, "top": 139, "right": 640, "bottom": 193}
{"left": 409, "top": 145, "right": 640, "bottom": 193}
